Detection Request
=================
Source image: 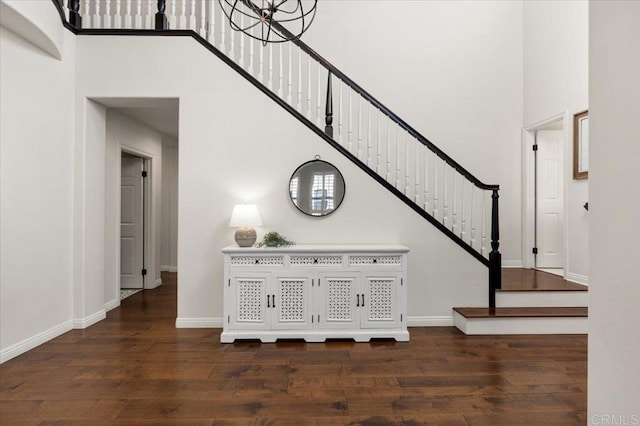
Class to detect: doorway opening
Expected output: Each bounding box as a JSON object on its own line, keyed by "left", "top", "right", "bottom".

{"left": 120, "top": 152, "right": 148, "bottom": 296}
{"left": 523, "top": 113, "right": 569, "bottom": 277}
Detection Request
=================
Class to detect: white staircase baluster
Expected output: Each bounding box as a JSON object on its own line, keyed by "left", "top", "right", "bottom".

{"left": 415, "top": 140, "right": 420, "bottom": 204}
{"left": 357, "top": 96, "right": 363, "bottom": 159}
{"left": 207, "top": 0, "right": 215, "bottom": 45}
{"left": 452, "top": 172, "right": 457, "bottom": 234}
{"left": 169, "top": 0, "right": 176, "bottom": 30}
{"left": 146, "top": 0, "right": 154, "bottom": 29}
{"left": 376, "top": 109, "right": 382, "bottom": 175}
{"left": 347, "top": 91, "right": 353, "bottom": 152}
{"left": 316, "top": 61, "right": 322, "bottom": 126}
{"left": 268, "top": 43, "right": 274, "bottom": 91}
{"left": 286, "top": 42, "right": 292, "bottom": 104}
{"left": 395, "top": 126, "right": 401, "bottom": 189}
{"left": 277, "top": 43, "right": 283, "bottom": 97}
{"left": 443, "top": 165, "right": 448, "bottom": 226}
{"left": 114, "top": 0, "right": 122, "bottom": 29}
{"left": 366, "top": 104, "right": 372, "bottom": 167}
{"left": 433, "top": 156, "right": 438, "bottom": 220}
{"left": 199, "top": 0, "right": 206, "bottom": 36}
{"left": 337, "top": 82, "right": 343, "bottom": 145}
{"left": 386, "top": 117, "right": 391, "bottom": 183}
{"left": 259, "top": 43, "right": 265, "bottom": 84}
{"left": 296, "top": 48, "right": 301, "bottom": 112}
{"left": 229, "top": 8, "right": 235, "bottom": 59}
{"left": 305, "top": 55, "right": 311, "bottom": 117}
{"left": 104, "top": 0, "right": 112, "bottom": 28}
{"left": 405, "top": 132, "right": 410, "bottom": 196}
{"left": 93, "top": 0, "right": 100, "bottom": 28}
{"left": 424, "top": 149, "right": 430, "bottom": 214}
{"left": 481, "top": 190, "right": 487, "bottom": 256}
{"left": 189, "top": 0, "right": 196, "bottom": 31}
{"left": 471, "top": 186, "right": 476, "bottom": 249}
{"left": 125, "top": 0, "right": 132, "bottom": 28}
{"left": 248, "top": 24, "right": 254, "bottom": 75}
{"left": 238, "top": 12, "right": 245, "bottom": 68}
{"left": 81, "top": 0, "right": 89, "bottom": 29}
{"left": 461, "top": 180, "right": 466, "bottom": 240}
{"left": 135, "top": 0, "right": 143, "bottom": 29}
{"left": 219, "top": 1, "right": 225, "bottom": 52}
{"left": 179, "top": 0, "right": 187, "bottom": 29}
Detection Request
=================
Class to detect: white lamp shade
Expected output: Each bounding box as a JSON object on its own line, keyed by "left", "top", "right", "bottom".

{"left": 229, "top": 204, "right": 263, "bottom": 227}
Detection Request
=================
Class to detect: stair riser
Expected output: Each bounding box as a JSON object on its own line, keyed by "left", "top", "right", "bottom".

{"left": 496, "top": 291, "right": 588, "bottom": 307}
{"left": 454, "top": 312, "right": 587, "bottom": 335}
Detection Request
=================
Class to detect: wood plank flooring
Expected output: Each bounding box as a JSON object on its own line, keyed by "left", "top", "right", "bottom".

{"left": 0, "top": 272, "right": 587, "bottom": 425}
{"left": 501, "top": 269, "right": 587, "bottom": 291}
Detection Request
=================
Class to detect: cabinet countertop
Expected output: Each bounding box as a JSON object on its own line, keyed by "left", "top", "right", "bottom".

{"left": 222, "top": 244, "right": 410, "bottom": 254}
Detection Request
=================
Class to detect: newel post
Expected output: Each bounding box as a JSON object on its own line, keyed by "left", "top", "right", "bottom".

{"left": 489, "top": 188, "right": 502, "bottom": 308}
{"left": 324, "top": 71, "right": 334, "bottom": 138}
{"left": 155, "top": 0, "right": 169, "bottom": 30}
{"left": 67, "top": 0, "right": 82, "bottom": 28}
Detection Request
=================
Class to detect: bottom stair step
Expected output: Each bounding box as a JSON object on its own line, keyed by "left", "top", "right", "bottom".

{"left": 453, "top": 307, "right": 588, "bottom": 335}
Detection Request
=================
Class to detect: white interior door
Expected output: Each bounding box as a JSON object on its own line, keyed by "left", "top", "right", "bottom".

{"left": 536, "top": 130, "right": 564, "bottom": 269}
{"left": 121, "top": 155, "right": 145, "bottom": 289}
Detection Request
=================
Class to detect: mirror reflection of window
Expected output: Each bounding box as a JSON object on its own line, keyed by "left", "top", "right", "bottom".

{"left": 311, "top": 173, "right": 335, "bottom": 215}
{"left": 290, "top": 177, "right": 299, "bottom": 205}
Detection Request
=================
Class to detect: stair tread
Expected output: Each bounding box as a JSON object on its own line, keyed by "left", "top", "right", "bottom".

{"left": 453, "top": 307, "right": 588, "bottom": 318}
{"left": 501, "top": 269, "right": 588, "bottom": 292}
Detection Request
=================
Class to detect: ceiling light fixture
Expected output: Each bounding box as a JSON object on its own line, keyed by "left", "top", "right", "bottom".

{"left": 218, "top": 0, "right": 318, "bottom": 46}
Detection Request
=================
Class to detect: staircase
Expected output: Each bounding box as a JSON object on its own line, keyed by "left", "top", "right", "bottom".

{"left": 54, "top": 0, "right": 502, "bottom": 306}
{"left": 453, "top": 269, "right": 588, "bottom": 334}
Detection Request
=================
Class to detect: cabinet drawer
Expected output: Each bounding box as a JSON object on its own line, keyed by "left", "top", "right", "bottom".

{"left": 290, "top": 255, "right": 343, "bottom": 266}
{"left": 230, "top": 256, "right": 284, "bottom": 266}
{"left": 348, "top": 255, "right": 402, "bottom": 266}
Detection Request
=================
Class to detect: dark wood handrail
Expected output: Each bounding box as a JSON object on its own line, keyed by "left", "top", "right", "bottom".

{"left": 272, "top": 23, "right": 499, "bottom": 191}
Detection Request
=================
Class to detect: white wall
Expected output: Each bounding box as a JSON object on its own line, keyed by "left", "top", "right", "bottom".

{"left": 304, "top": 1, "right": 524, "bottom": 266}
{"left": 104, "top": 109, "right": 164, "bottom": 309}
{"left": 0, "top": 25, "right": 76, "bottom": 361}
{"left": 589, "top": 1, "right": 640, "bottom": 421}
{"left": 523, "top": 0, "right": 589, "bottom": 282}
{"left": 161, "top": 139, "right": 178, "bottom": 271}
{"left": 74, "top": 35, "right": 488, "bottom": 327}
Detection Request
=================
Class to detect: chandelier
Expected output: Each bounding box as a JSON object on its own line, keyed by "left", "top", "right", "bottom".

{"left": 218, "top": 0, "right": 318, "bottom": 46}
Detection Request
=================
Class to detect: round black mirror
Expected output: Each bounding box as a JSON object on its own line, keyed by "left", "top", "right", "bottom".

{"left": 289, "top": 159, "right": 345, "bottom": 217}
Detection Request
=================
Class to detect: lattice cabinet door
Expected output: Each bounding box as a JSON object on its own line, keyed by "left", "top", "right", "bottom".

{"left": 360, "top": 274, "right": 402, "bottom": 329}
{"left": 272, "top": 276, "right": 313, "bottom": 330}
{"left": 317, "top": 274, "right": 358, "bottom": 329}
{"left": 228, "top": 274, "right": 269, "bottom": 330}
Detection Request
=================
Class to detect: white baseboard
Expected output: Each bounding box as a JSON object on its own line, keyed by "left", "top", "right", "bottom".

{"left": 407, "top": 316, "right": 454, "bottom": 327}
{"left": 175, "top": 317, "right": 223, "bottom": 328}
{"left": 145, "top": 278, "right": 162, "bottom": 290}
{"left": 72, "top": 309, "right": 106, "bottom": 329}
{"left": 566, "top": 272, "right": 589, "bottom": 286}
{"left": 161, "top": 265, "right": 178, "bottom": 272}
{"left": 1, "top": 319, "right": 73, "bottom": 364}
{"left": 502, "top": 260, "right": 524, "bottom": 268}
{"left": 104, "top": 298, "right": 120, "bottom": 312}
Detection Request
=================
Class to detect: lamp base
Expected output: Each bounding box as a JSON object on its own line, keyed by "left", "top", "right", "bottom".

{"left": 235, "top": 227, "right": 257, "bottom": 247}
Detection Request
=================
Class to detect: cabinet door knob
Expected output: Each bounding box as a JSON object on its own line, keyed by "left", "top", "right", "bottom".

{"left": 272, "top": 295, "right": 276, "bottom": 308}
{"left": 356, "top": 294, "right": 360, "bottom": 307}
{"left": 362, "top": 294, "right": 365, "bottom": 307}
{"left": 267, "top": 295, "right": 271, "bottom": 308}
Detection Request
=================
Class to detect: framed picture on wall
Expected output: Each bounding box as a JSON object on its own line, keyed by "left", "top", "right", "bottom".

{"left": 573, "top": 110, "right": 589, "bottom": 179}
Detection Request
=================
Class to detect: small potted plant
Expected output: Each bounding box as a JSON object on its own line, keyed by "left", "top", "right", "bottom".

{"left": 257, "top": 232, "right": 295, "bottom": 248}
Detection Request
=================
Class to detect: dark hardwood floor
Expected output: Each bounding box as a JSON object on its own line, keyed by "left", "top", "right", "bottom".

{"left": 501, "top": 268, "right": 587, "bottom": 291}
{"left": 0, "top": 272, "right": 587, "bottom": 425}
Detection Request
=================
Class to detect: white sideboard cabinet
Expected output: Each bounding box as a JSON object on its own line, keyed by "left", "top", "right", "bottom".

{"left": 221, "top": 245, "right": 409, "bottom": 343}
